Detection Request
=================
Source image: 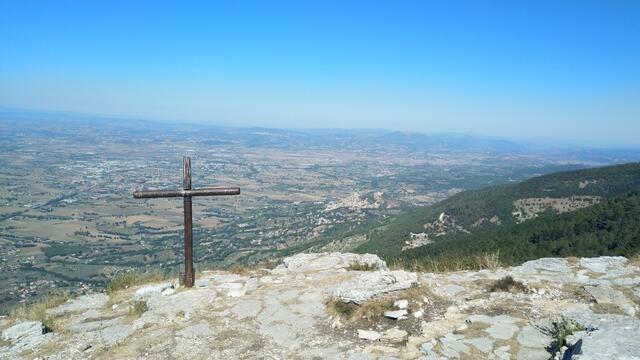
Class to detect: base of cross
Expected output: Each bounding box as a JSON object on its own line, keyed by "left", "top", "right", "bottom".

{"left": 178, "top": 271, "right": 195, "bottom": 287}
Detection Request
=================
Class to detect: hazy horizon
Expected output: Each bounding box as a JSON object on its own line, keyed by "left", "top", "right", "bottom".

{"left": 3, "top": 105, "right": 640, "bottom": 151}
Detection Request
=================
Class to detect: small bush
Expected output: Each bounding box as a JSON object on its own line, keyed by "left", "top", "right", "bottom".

{"left": 9, "top": 293, "right": 69, "bottom": 333}
{"left": 129, "top": 300, "right": 148, "bottom": 318}
{"left": 347, "top": 262, "right": 379, "bottom": 271}
{"left": 548, "top": 318, "right": 585, "bottom": 354}
{"left": 326, "top": 299, "right": 358, "bottom": 318}
{"left": 106, "top": 272, "right": 138, "bottom": 295}
{"left": 357, "top": 297, "right": 394, "bottom": 321}
{"left": 488, "top": 276, "right": 528, "bottom": 293}
{"left": 326, "top": 297, "right": 394, "bottom": 323}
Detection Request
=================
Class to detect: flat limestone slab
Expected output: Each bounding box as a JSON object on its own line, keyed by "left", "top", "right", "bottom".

{"left": 331, "top": 270, "right": 417, "bottom": 304}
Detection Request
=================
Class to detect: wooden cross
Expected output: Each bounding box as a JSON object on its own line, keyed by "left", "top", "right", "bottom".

{"left": 133, "top": 156, "right": 240, "bottom": 287}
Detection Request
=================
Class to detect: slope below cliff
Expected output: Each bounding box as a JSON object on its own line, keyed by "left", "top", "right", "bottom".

{"left": 355, "top": 163, "right": 640, "bottom": 265}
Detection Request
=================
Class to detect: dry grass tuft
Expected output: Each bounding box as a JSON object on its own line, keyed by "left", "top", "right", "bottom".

{"left": 566, "top": 256, "right": 580, "bottom": 266}
{"left": 326, "top": 296, "right": 394, "bottom": 323}
{"left": 230, "top": 265, "right": 250, "bottom": 275}
{"left": 488, "top": 276, "right": 528, "bottom": 293}
{"left": 217, "top": 259, "right": 281, "bottom": 275}
{"left": 106, "top": 269, "right": 170, "bottom": 295}
{"left": 453, "top": 320, "right": 490, "bottom": 337}
{"left": 326, "top": 299, "right": 358, "bottom": 319}
{"left": 106, "top": 272, "right": 138, "bottom": 295}
{"left": 391, "top": 251, "right": 502, "bottom": 273}
{"left": 346, "top": 262, "right": 379, "bottom": 271}
{"left": 128, "top": 300, "right": 148, "bottom": 318}
{"left": 256, "top": 258, "right": 281, "bottom": 270}
{"left": 476, "top": 251, "right": 502, "bottom": 271}
{"left": 591, "top": 302, "right": 628, "bottom": 316}
{"left": 396, "top": 284, "right": 430, "bottom": 305}
{"left": 8, "top": 293, "right": 69, "bottom": 332}
{"left": 0, "top": 337, "right": 10, "bottom": 347}
{"left": 326, "top": 285, "right": 434, "bottom": 323}
{"left": 355, "top": 297, "right": 395, "bottom": 321}
{"left": 629, "top": 254, "right": 640, "bottom": 267}
{"left": 92, "top": 340, "right": 141, "bottom": 359}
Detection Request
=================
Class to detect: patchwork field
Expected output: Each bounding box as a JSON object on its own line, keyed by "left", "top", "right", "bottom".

{"left": 2, "top": 116, "right": 638, "bottom": 311}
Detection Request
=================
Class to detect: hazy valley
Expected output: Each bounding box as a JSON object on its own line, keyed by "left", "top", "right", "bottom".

{"left": 2, "top": 111, "right": 640, "bottom": 311}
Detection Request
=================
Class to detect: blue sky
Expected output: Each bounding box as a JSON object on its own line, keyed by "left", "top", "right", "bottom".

{"left": 1, "top": 1, "right": 639, "bottom": 145}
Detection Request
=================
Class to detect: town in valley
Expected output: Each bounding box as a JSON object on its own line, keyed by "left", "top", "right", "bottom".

{"left": 2, "top": 111, "right": 639, "bottom": 310}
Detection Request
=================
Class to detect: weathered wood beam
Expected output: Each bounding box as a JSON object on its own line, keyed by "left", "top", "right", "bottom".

{"left": 133, "top": 187, "right": 241, "bottom": 199}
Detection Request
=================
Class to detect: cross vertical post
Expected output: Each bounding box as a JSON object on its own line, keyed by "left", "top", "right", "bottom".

{"left": 182, "top": 156, "right": 194, "bottom": 287}
{"left": 133, "top": 156, "right": 240, "bottom": 288}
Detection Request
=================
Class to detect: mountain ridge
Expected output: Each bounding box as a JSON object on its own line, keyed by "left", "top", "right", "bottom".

{"left": 353, "top": 162, "right": 640, "bottom": 265}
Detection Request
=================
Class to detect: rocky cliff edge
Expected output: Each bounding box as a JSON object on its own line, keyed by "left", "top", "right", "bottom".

{"left": 2, "top": 253, "right": 640, "bottom": 359}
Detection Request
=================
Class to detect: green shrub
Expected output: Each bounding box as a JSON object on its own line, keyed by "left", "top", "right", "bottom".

{"left": 488, "top": 276, "right": 528, "bottom": 293}
{"left": 549, "top": 318, "right": 585, "bottom": 354}
{"left": 326, "top": 299, "right": 358, "bottom": 318}
{"left": 346, "top": 262, "right": 379, "bottom": 271}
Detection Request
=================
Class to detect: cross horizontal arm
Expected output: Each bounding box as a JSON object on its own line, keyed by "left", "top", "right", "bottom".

{"left": 133, "top": 187, "right": 240, "bottom": 199}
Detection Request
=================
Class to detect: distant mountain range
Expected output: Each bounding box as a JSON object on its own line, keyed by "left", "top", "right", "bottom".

{"left": 354, "top": 162, "right": 640, "bottom": 266}
{"left": 379, "top": 131, "right": 526, "bottom": 153}
{"left": 5, "top": 106, "right": 640, "bottom": 158}
{"left": 0, "top": 108, "right": 521, "bottom": 153}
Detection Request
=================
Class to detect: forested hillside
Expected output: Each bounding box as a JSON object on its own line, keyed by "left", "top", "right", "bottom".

{"left": 355, "top": 163, "right": 640, "bottom": 263}
{"left": 396, "top": 190, "right": 640, "bottom": 266}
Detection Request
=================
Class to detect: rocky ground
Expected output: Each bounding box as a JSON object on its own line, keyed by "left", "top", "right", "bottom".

{"left": 2, "top": 253, "right": 640, "bottom": 359}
